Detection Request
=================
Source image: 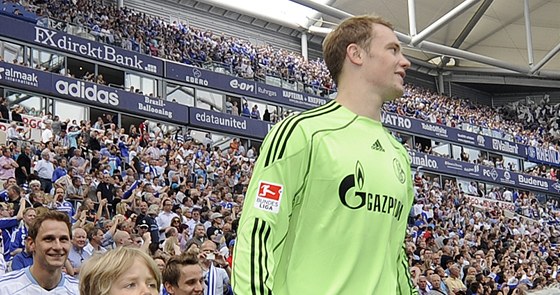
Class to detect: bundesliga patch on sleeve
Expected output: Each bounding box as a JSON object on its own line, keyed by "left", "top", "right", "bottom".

{"left": 254, "top": 181, "right": 283, "bottom": 213}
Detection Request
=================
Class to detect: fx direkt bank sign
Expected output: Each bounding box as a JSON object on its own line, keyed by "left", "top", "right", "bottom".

{"left": 0, "top": 16, "right": 163, "bottom": 75}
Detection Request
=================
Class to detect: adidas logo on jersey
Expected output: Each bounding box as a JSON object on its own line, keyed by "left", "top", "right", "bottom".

{"left": 371, "top": 139, "right": 385, "bottom": 152}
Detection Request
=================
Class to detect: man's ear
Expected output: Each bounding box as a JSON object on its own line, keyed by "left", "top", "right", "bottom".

{"left": 164, "top": 282, "right": 175, "bottom": 294}
{"left": 346, "top": 43, "right": 363, "bottom": 65}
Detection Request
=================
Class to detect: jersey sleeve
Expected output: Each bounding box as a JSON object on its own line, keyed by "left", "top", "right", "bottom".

{"left": 396, "top": 244, "right": 418, "bottom": 295}
{"left": 395, "top": 142, "right": 417, "bottom": 295}
{"left": 232, "top": 119, "right": 309, "bottom": 295}
{"left": 9, "top": 228, "right": 23, "bottom": 254}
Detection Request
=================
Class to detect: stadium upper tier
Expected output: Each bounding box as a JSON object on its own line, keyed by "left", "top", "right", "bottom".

{"left": 3, "top": 1, "right": 560, "bottom": 163}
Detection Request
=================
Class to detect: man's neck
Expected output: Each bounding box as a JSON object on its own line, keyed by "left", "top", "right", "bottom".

{"left": 30, "top": 264, "right": 62, "bottom": 291}
{"left": 335, "top": 84, "right": 384, "bottom": 121}
{"left": 91, "top": 241, "right": 101, "bottom": 249}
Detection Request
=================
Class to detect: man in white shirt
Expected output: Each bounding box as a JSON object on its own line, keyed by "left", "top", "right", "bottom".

{"left": 156, "top": 199, "right": 179, "bottom": 241}
{"left": 41, "top": 120, "right": 54, "bottom": 144}
{"left": 33, "top": 150, "right": 54, "bottom": 193}
{"left": 0, "top": 210, "right": 79, "bottom": 294}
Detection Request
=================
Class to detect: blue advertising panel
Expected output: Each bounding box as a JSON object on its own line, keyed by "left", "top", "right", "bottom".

{"left": 527, "top": 146, "right": 560, "bottom": 167}
{"left": 189, "top": 107, "right": 273, "bottom": 139}
{"left": 381, "top": 112, "right": 527, "bottom": 158}
{"left": 0, "top": 62, "right": 188, "bottom": 123}
{"left": 165, "top": 62, "right": 328, "bottom": 109}
{"left": 0, "top": 16, "right": 163, "bottom": 75}
{"left": 409, "top": 150, "right": 560, "bottom": 195}
{"left": 0, "top": 62, "right": 52, "bottom": 91}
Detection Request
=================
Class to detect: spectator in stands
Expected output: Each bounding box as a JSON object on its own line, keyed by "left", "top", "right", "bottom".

{"left": 15, "top": 145, "right": 32, "bottom": 186}
{"left": 9, "top": 207, "right": 36, "bottom": 258}
{"left": 80, "top": 247, "right": 161, "bottom": 295}
{"left": 200, "top": 240, "right": 230, "bottom": 294}
{"left": 33, "top": 150, "right": 54, "bottom": 193}
{"left": 0, "top": 210, "right": 79, "bottom": 294}
{"left": 156, "top": 198, "right": 179, "bottom": 242}
{"left": 0, "top": 147, "right": 18, "bottom": 188}
{"left": 11, "top": 237, "right": 33, "bottom": 271}
{"left": 68, "top": 228, "right": 91, "bottom": 277}
{"left": 163, "top": 253, "right": 204, "bottom": 295}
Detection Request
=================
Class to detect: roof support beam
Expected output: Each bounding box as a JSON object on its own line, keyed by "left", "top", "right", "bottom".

{"left": 290, "top": 0, "right": 531, "bottom": 75}
{"left": 530, "top": 41, "right": 560, "bottom": 74}
{"left": 451, "top": 0, "right": 492, "bottom": 48}
{"left": 289, "top": 0, "right": 352, "bottom": 19}
{"left": 419, "top": 41, "right": 529, "bottom": 73}
{"left": 407, "top": 0, "right": 417, "bottom": 36}
{"left": 441, "top": 0, "right": 492, "bottom": 67}
{"left": 524, "top": 0, "right": 534, "bottom": 66}
{"left": 410, "top": 0, "right": 480, "bottom": 46}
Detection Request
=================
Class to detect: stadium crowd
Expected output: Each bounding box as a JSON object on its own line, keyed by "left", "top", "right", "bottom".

{"left": 0, "top": 102, "right": 557, "bottom": 294}
{"left": 9, "top": 0, "right": 560, "bottom": 152}
{"left": 0, "top": 0, "right": 558, "bottom": 294}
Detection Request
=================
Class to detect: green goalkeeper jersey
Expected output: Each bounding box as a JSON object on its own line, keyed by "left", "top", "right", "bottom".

{"left": 232, "top": 100, "right": 417, "bottom": 295}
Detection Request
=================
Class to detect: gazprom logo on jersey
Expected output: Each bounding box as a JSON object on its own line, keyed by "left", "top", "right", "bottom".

{"left": 518, "top": 175, "right": 549, "bottom": 189}
{"left": 491, "top": 139, "right": 519, "bottom": 154}
{"left": 34, "top": 27, "right": 159, "bottom": 73}
{"left": 409, "top": 151, "right": 438, "bottom": 169}
{"left": 382, "top": 113, "right": 412, "bottom": 130}
{"left": 338, "top": 161, "right": 405, "bottom": 221}
{"left": 54, "top": 79, "right": 119, "bottom": 106}
{"left": 0, "top": 66, "right": 39, "bottom": 87}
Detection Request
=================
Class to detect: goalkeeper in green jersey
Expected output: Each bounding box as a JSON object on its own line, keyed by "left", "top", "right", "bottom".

{"left": 232, "top": 15, "right": 417, "bottom": 295}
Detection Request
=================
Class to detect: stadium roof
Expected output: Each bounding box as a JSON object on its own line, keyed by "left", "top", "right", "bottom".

{"left": 197, "top": 0, "right": 560, "bottom": 80}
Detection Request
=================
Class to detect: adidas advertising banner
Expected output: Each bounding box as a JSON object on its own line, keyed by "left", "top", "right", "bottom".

{"left": 166, "top": 61, "right": 328, "bottom": 109}
{"left": 409, "top": 150, "right": 560, "bottom": 195}
{"left": 382, "top": 113, "right": 528, "bottom": 159}
{"left": 0, "top": 62, "right": 188, "bottom": 123}
{"left": 0, "top": 17, "right": 163, "bottom": 75}
{"left": 189, "top": 107, "right": 273, "bottom": 139}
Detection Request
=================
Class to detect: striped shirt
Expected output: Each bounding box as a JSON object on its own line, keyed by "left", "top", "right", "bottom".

{"left": 0, "top": 267, "right": 79, "bottom": 294}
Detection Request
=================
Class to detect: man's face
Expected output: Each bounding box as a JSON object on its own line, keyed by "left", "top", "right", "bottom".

{"left": 0, "top": 204, "right": 10, "bottom": 218}
{"left": 430, "top": 275, "right": 441, "bottom": 290}
{"left": 23, "top": 210, "right": 36, "bottom": 226}
{"left": 200, "top": 242, "right": 217, "bottom": 258}
{"left": 195, "top": 226, "right": 205, "bottom": 238}
{"left": 92, "top": 229, "right": 104, "bottom": 244}
{"left": 119, "top": 231, "right": 132, "bottom": 247}
{"left": 165, "top": 265, "right": 204, "bottom": 295}
{"left": 192, "top": 211, "right": 200, "bottom": 220}
{"left": 72, "top": 228, "right": 87, "bottom": 249}
{"left": 6, "top": 178, "right": 16, "bottom": 187}
{"left": 29, "top": 220, "right": 71, "bottom": 271}
{"left": 133, "top": 236, "right": 143, "bottom": 248}
{"left": 163, "top": 200, "right": 173, "bottom": 212}
{"left": 360, "top": 24, "right": 410, "bottom": 101}
{"left": 417, "top": 277, "right": 427, "bottom": 289}
{"left": 140, "top": 202, "right": 148, "bottom": 214}
{"left": 31, "top": 182, "right": 41, "bottom": 192}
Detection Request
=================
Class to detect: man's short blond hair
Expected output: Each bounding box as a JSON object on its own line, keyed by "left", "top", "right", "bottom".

{"left": 323, "top": 15, "right": 393, "bottom": 85}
